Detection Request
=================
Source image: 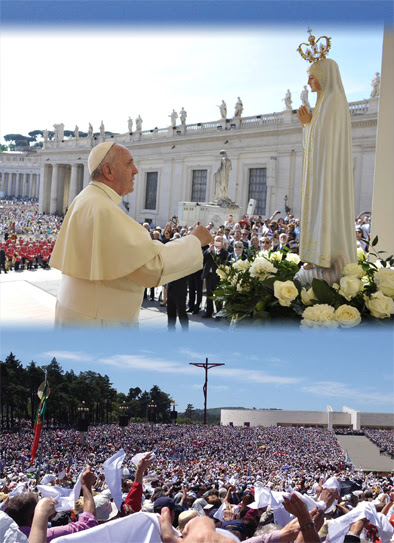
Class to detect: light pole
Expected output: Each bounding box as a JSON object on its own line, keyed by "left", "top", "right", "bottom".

{"left": 77, "top": 401, "right": 89, "bottom": 443}
{"left": 171, "top": 402, "right": 178, "bottom": 425}
{"left": 119, "top": 402, "right": 128, "bottom": 433}
{"left": 147, "top": 402, "right": 157, "bottom": 429}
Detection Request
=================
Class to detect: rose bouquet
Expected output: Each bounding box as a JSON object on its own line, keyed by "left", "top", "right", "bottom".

{"left": 213, "top": 237, "right": 394, "bottom": 328}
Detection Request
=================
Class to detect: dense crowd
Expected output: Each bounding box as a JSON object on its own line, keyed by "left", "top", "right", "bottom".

{"left": 0, "top": 200, "right": 63, "bottom": 273}
{"left": 365, "top": 431, "right": 394, "bottom": 457}
{"left": 0, "top": 202, "right": 372, "bottom": 328}
{"left": 1, "top": 423, "right": 393, "bottom": 543}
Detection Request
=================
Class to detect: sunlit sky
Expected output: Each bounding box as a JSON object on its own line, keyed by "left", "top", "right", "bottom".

{"left": 1, "top": 327, "right": 393, "bottom": 413}
{"left": 0, "top": 1, "right": 388, "bottom": 144}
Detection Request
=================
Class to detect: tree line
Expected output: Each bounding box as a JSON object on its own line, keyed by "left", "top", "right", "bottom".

{"left": 0, "top": 352, "right": 176, "bottom": 430}
{"left": 2, "top": 129, "right": 118, "bottom": 151}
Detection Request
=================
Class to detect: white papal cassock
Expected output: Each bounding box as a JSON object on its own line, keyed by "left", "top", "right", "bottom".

{"left": 50, "top": 182, "right": 203, "bottom": 325}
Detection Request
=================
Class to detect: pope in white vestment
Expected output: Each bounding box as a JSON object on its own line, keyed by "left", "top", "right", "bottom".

{"left": 298, "top": 58, "right": 357, "bottom": 283}
{"left": 50, "top": 143, "right": 211, "bottom": 325}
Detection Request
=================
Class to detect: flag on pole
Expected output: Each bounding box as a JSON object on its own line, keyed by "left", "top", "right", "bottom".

{"left": 30, "top": 377, "right": 48, "bottom": 464}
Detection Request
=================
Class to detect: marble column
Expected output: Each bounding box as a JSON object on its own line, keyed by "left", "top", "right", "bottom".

{"left": 68, "top": 163, "right": 79, "bottom": 206}
{"left": 15, "top": 173, "right": 21, "bottom": 197}
{"left": 58, "top": 165, "right": 68, "bottom": 214}
{"left": 49, "top": 164, "right": 59, "bottom": 214}
{"left": 11, "top": 173, "right": 17, "bottom": 196}
{"left": 83, "top": 164, "right": 90, "bottom": 188}
{"left": 4, "top": 172, "right": 9, "bottom": 196}
{"left": 22, "top": 173, "right": 28, "bottom": 197}
{"left": 36, "top": 174, "right": 40, "bottom": 199}
{"left": 39, "top": 165, "right": 50, "bottom": 213}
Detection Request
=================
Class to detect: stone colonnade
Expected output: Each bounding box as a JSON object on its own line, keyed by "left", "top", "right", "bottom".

{"left": 39, "top": 161, "right": 89, "bottom": 214}
{"left": 0, "top": 171, "right": 40, "bottom": 199}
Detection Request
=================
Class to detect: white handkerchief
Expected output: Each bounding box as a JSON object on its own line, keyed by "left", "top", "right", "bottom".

{"left": 214, "top": 502, "right": 227, "bottom": 521}
{"left": 38, "top": 472, "right": 82, "bottom": 512}
{"left": 0, "top": 511, "right": 29, "bottom": 543}
{"left": 103, "top": 449, "right": 126, "bottom": 511}
{"left": 328, "top": 501, "right": 385, "bottom": 543}
{"left": 375, "top": 512, "right": 394, "bottom": 543}
{"left": 131, "top": 451, "right": 156, "bottom": 468}
{"left": 50, "top": 511, "right": 168, "bottom": 543}
{"left": 9, "top": 483, "right": 27, "bottom": 497}
{"left": 40, "top": 474, "right": 56, "bottom": 485}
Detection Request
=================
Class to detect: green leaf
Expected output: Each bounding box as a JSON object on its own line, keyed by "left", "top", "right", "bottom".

{"left": 311, "top": 278, "right": 335, "bottom": 305}
{"left": 371, "top": 235, "right": 379, "bottom": 247}
{"left": 263, "top": 276, "right": 277, "bottom": 288}
{"left": 293, "top": 279, "right": 302, "bottom": 293}
{"left": 255, "top": 301, "right": 265, "bottom": 312}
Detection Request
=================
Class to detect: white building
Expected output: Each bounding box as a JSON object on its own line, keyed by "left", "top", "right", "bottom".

{"left": 1, "top": 95, "right": 379, "bottom": 226}
{"left": 221, "top": 406, "right": 394, "bottom": 430}
{"left": 0, "top": 151, "right": 41, "bottom": 199}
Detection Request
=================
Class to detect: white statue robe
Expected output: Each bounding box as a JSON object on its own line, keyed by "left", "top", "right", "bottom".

{"left": 50, "top": 182, "right": 202, "bottom": 325}
{"left": 299, "top": 58, "right": 357, "bottom": 271}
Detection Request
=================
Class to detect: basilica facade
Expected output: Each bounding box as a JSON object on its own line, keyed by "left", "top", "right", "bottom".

{"left": 1, "top": 96, "right": 379, "bottom": 226}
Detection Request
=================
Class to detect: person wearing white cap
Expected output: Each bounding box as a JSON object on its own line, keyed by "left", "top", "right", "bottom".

{"left": 50, "top": 142, "right": 212, "bottom": 325}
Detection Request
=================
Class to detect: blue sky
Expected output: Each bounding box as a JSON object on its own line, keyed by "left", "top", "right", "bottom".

{"left": 1, "top": 327, "right": 393, "bottom": 414}
{"left": 0, "top": 1, "right": 389, "bottom": 143}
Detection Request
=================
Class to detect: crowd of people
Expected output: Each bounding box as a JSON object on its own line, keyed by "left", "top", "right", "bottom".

{"left": 364, "top": 431, "right": 394, "bottom": 458}
{"left": 142, "top": 210, "right": 371, "bottom": 327}
{"left": 0, "top": 422, "right": 393, "bottom": 542}
{"left": 0, "top": 200, "right": 63, "bottom": 273}
{"left": 0, "top": 201, "right": 372, "bottom": 327}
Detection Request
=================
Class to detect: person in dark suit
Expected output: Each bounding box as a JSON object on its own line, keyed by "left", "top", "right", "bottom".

{"left": 202, "top": 236, "right": 228, "bottom": 318}
{"left": 227, "top": 230, "right": 248, "bottom": 256}
{"left": 167, "top": 275, "right": 189, "bottom": 331}
{"left": 0, "top": 246, "right": 7, "bottom": 274}
{"left": 187, "top": 265, "right": 204, "bottom": 315}
{"left": 228, "top": 241, "right": 247, "bottom": 263}
{"left": 272, "top": 233, "right": 290, "bottom": 253}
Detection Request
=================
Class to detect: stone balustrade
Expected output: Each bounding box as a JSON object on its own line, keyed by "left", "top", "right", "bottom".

{"left": 42, "top": 98, "right": 375, "bottom": 150}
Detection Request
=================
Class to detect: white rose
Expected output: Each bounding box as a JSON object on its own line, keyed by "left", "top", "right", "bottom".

{"left": 216, "top": 266, "right": 230, "bottom": 280}
{"left": 270, "top": 251, "right": 283, "bottom": 262}
{"left": 343, "top": 263, "right": 364, "bottom": 278}
{"left": 274, "top": 280, "right": 298, "bottom": 307}
{"left": 338, "top": 275, "right": 363, "bottom": 301}
{"left": 374, "top": 267, "right": 394, "bottom": 298}
{"left": 231, "top": 274, "right": 239, "bottom": 287}
{"left": 286, "top": 253, "right": 301, "bottom": 265}
{"left": 357, "top": 247, "right": 366, "bottom": 262}
{"left": 301, "top": 287, "right": 316, "bottom": 306}
{"left": 364, "top": 291, "right": 394, "bottom": 319}
{"left": 334, "top": 305, "right": 362, "bottom": 328}
{"left": 257, "top": 249, "right": 270, "bottom": 258}
{"left": 249, "top": 257, "right": 277, "bottom": 281}
{"left": 233, "top": 260, "right": 251, "bottom": 272}
{"left": 236, "top": 282, "right": 249, "bottom": 292}
{"left": 301, "top": 304, "right": 338, "bottom": 328}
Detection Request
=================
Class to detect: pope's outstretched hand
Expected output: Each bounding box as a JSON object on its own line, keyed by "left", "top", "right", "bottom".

{"left": 190, "top": 224, "right": 213, "bottom": 246}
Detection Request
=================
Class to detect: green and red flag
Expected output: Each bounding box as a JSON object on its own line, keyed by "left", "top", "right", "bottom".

{"left": 30, "top": 378, "right": 49, "bottom": 464}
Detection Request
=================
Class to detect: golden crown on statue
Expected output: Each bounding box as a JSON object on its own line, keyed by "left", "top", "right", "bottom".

{"left": 297, "top": 28, "right": 332, "bottom": 63}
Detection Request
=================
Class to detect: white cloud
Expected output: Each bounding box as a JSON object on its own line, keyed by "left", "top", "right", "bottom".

{"left": 211, "top": 367, "right": 301, "bottom": 385}
{"left": 41, "top": 350, "right": 94, "bottom": 362}
{"left": 301, "top": 381, "right": 394, "bottom": 406}
{"left": 98, "top": 354, "right": 194, "bottom": 374}
{"left": 97, "top": 353, "right": 299, "bottom": 386}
